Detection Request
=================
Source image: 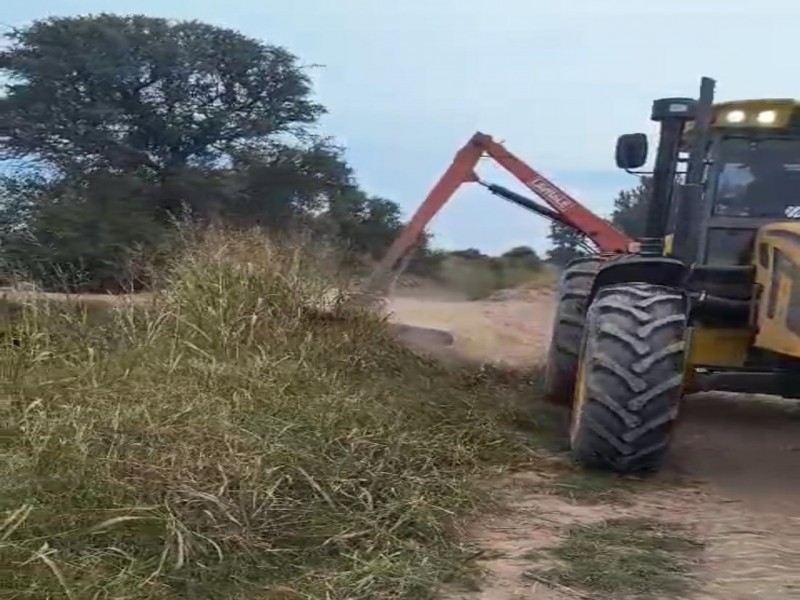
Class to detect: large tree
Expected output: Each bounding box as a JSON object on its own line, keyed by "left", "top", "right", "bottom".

{"left": 324, "top": 189, "right": 404, "bottom": 259}
{"left": 0, "top": 14, "right": 437, "bottom": 291}
{"left": 0, "top": 171, "right": 168, "bottom": 290}
{"left": 0, "top": 15, "right": 421, "bottom": 290}
{"left": 0, "top": 14, "right": 324, "bottom": 177}
{"left": 224, "top": 141, "right": 354, "bottom": 227}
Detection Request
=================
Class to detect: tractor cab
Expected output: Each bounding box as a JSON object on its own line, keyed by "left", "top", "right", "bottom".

{"left": 702, "top": 128, "right": 800, "bottom": 269}
{"left": 616, "top": 94, "right": 800, "bottom": 269}
{"left": 611, "top": 80, "right": 800, "bottom": 386}
{"left": 550, "top": 79, "right": 800, "bottom": 475}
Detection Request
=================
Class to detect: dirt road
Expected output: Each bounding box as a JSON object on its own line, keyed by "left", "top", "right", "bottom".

{"left": 386, "top": 287, "right": 800, "bottom": 599}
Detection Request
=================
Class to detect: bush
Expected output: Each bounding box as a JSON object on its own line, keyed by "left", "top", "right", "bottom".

{"left": 434, "top": 253, "right": 547, "bottom": 300}
{"left": 0, "top": 228, "right": 538, "bottom": 599}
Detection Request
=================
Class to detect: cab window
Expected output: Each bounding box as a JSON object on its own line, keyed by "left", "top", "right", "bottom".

{"left": 714, "top": 138, "right": 800, "bottom": 218}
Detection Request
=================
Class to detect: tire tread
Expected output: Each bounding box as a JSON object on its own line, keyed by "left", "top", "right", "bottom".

{"left": 570, "top": 282, "right": 688, "bottom": 474}
{"left": 543, "top": 256, "right": 606, "bottom": 405}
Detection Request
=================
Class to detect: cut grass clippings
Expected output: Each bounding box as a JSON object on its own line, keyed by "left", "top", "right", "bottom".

{"left": 529, "top": 517, "right": 702, "bottom": 599}
{"left": 0, "top": 228, "right": 550, "bottom": 600}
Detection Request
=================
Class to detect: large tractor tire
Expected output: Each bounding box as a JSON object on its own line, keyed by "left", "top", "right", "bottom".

{"left": 569, "top": 282, "right": 689, "bottom": 474}
{"left": 543, "top": 256, "right": 606, "bottom": 405}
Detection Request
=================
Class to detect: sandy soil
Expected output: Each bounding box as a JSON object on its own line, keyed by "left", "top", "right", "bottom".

{"left": 385, "top": 287, "right": 800, "bottom": 600}
{"left": 387, "top": 286, "right": 555, "bottom": 368}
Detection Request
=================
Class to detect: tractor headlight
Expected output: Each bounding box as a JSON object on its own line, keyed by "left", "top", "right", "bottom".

{"left": 725, "top": 110, "right": 746, "bottom": 123}
{"left": 757, "top": 110, "right": 777, "bottom": 124}
{"left": 713, "top": 102, "right": 794, "bottom": 130}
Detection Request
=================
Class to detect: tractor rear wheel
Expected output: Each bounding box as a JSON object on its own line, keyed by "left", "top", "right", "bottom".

{"left": 569, "top": 282, "right": 689, "bottom": 474}
{"left": 543, "top": 256, "right": 605, "bottom": 405}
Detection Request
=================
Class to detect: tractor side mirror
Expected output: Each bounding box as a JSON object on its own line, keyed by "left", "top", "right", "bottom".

{"left": 615, "top": 133, "right": 648, "bottom": 169}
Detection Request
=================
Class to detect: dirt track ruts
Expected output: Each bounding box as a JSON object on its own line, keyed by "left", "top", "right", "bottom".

{"left": 386, "top": 286, "right": 800, "bottom": 599}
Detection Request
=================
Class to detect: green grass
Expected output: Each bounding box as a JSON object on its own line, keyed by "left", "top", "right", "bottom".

{"left": 0, "top": 229, "right": 552, "bottom": 600}
{"left": 546, "top": 471, "right": 637, "bottom": 505}
{"left": 530, "top": 518, "right": 702, "bottom": 599}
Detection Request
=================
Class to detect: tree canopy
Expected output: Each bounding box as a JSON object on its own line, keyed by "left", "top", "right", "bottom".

{"left": 546, "top": 222, "right": 587, "bottom": 266}
{"left": 0, "top": 14, "right": 421, "bottom": 290}
{"left": 610, "top": 177, "right": 651, "bottom": 238}
{"left": 0, "top": 14, "right": 324, "bottom": 174}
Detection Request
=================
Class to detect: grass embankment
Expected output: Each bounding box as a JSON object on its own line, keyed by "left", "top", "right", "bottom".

{"left": 0, "top": 231, "right": 543, "bottom": 600}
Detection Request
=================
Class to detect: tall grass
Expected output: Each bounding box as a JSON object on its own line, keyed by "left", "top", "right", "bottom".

{"left": 0, "top": 229, "right": 541, "bottom": 599}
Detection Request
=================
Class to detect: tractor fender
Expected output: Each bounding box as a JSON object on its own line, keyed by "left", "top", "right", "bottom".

{"left": 587, "top": 255, "right": 689, "bottom": 305}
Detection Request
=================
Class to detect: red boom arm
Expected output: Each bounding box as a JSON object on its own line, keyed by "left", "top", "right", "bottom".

{"left": 368, "top": 132, "right": 633, "bottom": 290}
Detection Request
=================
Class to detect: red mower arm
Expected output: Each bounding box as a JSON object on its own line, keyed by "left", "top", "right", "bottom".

{"left": 368, "top": 132, "right": 633, "bottom": 289}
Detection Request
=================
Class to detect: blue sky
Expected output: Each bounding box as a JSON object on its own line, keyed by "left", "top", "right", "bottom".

{"left": 4, "top": 1, "right": 800, "bottom": 253}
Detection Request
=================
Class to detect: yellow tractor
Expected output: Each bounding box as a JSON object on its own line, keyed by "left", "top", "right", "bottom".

{"left": 547, "top": 76, "right": 800, "bottom": 474}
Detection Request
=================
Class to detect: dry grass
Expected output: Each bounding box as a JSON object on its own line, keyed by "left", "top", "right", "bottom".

{"left": 0, "top": 229, "right": 546, "bottom": 600}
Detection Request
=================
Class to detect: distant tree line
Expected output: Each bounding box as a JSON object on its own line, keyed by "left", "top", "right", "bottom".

{"left": 546, "top": 177, "right": 650, "bottom": 266}
{"left": 0, "top": 14, "right": 439, "bottom": 291}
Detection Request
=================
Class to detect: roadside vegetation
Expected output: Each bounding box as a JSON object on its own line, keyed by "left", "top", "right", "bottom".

{"left": 0, "top": 229, "right": 550, "bottom": 599}
{"left": 431, "top": 247, "right": 556, "bottom": 300}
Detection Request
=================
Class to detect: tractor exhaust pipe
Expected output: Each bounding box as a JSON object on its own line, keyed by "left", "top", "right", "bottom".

{"left": 640, "top": 77, "right": 716, "bottom": 258}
